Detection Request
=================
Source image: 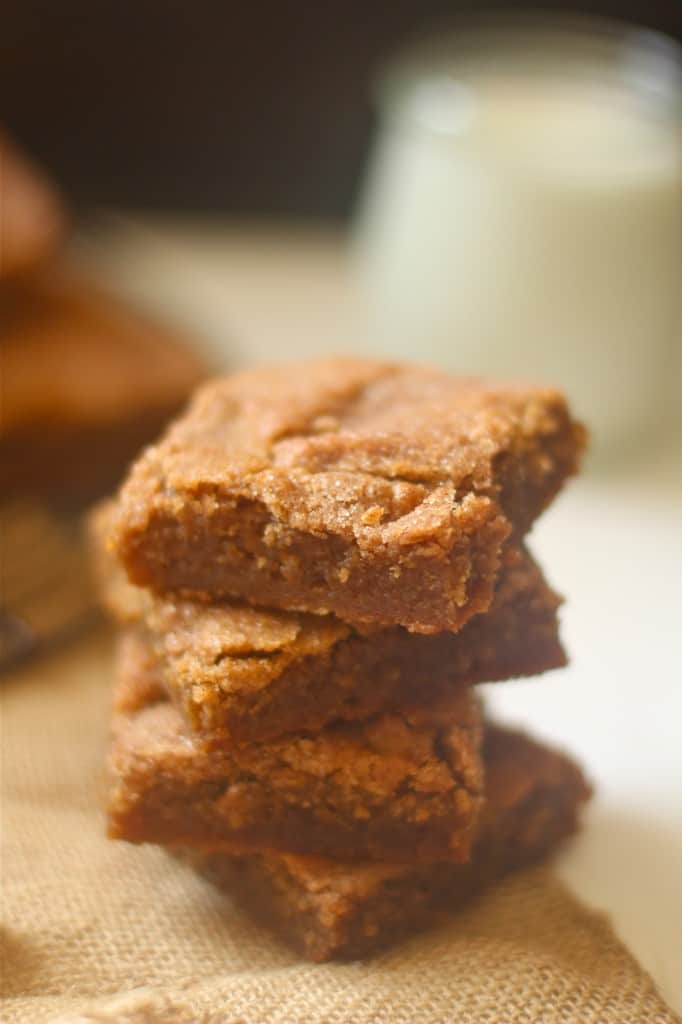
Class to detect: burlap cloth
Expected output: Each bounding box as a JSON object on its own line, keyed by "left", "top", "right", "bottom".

{"left": 1, "top": 628, "right": 678, "bottom": 1024}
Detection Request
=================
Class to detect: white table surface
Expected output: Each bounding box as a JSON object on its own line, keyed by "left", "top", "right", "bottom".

{"left": 73, "top": 215, "right": 682, "bottom": 1013}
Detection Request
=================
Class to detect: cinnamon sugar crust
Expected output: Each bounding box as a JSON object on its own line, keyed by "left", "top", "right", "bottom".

{"left": 112, "top": 360, "right": 585, "bottom": 633}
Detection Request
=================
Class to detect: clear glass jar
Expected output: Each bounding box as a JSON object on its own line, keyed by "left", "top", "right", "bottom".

{"left": 354, "top": 16, "right": 682, "bottom": 454}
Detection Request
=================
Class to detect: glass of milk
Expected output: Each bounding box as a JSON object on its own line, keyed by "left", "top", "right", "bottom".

{"left": 355, "top": 17, "right": 682, "bottom": 454}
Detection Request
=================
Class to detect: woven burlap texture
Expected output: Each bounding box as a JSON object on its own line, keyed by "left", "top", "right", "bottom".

{"left": 1, "top": 629, "right": 678, "bottom": 1024}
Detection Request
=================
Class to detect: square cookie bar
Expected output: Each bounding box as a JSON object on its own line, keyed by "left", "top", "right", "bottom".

{"left": 187, "top": 724, "right": 591, "bottom": 960}
{"left": 111, "top": 359, "right": 584, "bottom": 632}
{"left": 93, "top": 502, "right": 564, "bottom": 745}
{"left": 108, "top": 632, "right": 484, "bottom": 863}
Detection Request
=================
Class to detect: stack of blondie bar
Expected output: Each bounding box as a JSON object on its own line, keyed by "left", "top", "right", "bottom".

{"left": 93, "top": 358, "right": 591, "bottom": 960}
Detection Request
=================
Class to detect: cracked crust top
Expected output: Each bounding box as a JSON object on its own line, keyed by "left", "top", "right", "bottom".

{"left": 112, "top": 359, "right": 585, "bottom": 631}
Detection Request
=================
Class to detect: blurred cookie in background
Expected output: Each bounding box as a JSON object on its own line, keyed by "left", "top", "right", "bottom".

{"left": 1, "top": 268, "right": 207, "bottom": 502}
{"left": 0, "top": 129, "right": 207, "bottom": 665}
{"left": 0, "top": 130, "right": 67, "bottom": 280}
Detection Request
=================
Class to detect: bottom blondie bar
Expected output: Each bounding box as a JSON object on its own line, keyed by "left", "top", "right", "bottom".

{"left": 185, "top": 724, "right": 590, "bottom": 960}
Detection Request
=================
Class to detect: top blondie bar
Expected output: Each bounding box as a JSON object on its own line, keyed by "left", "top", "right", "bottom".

{"left": 112, "top": 359, "right": 585, "bottom": 632}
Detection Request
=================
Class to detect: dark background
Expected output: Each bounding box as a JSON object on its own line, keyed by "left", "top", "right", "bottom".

{"left": 2, "top": 1, "right": 681, "bottom": 219}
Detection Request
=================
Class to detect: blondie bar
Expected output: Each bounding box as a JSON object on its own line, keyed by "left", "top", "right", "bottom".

{"left": 108, "top": 632, "right": 484, "bottom": 862}
{"left": 112, "top": 359, "right": 584, "bottom": 632}
{"left": 188, "top": 724, "right": 591, "bottom": 960}
{"left": 92, "top": 501, "right": 564, "bottom": 744}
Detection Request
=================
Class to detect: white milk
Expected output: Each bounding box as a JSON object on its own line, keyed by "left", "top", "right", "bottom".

{"left": 356, "top": 26, "right": 682, "bottom": 453}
